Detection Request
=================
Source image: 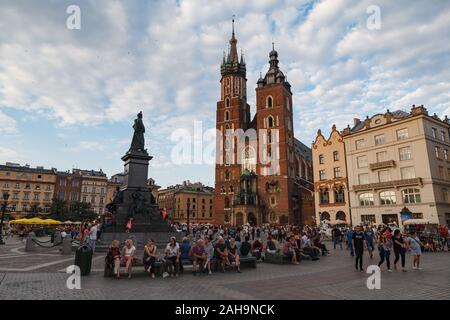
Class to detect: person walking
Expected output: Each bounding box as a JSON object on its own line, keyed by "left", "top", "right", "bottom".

{"left": 377, "top": 233, "right": 392, "bottom": 272}
{"left": 364, "top": 226, "right": 375, "bottom": 259}
{"left": 89, "top": 222, "right": 98, "bottom": 253}
{"left": 346, "top": 227, "right": 355, "bottom": 256}
{"left": 332, "top": 226, "right": 343, "bottom": 250}
{"left": 392, "top": 229, "right": 407, "bottom": 272}
{"left": 352, "top": 225, "right": 367, "bottom": 271}
{"left": 406, "top": 232, "right": 423, "bottom": 270}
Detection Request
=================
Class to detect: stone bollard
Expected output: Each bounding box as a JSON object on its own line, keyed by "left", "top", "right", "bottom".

{"left": 25, "top": 232, "right": 36, "bottom": 252}
{"left": 61, "top": 236, "right": 72, "bottom": 255}
{"left": 53, "top": 231, "right": 62, "bottom": 245}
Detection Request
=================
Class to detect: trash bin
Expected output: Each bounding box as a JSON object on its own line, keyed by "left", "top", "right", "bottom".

{"left": 75, "top": 245, "right": 93, "bottom": 276}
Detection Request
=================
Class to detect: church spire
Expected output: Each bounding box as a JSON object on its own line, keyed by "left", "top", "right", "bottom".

{"left": 229, "top": 18, "right": 238, "bottom": 64}
{"left": 220, "top": 17, "right": 246, "bottom": 78}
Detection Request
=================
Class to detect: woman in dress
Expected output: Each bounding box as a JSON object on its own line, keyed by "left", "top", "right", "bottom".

{"left": 122, "top": 239, "right": 136, "bottom": 278}
{"left": 406, "top": 232, "right": 424, "bottom": 270}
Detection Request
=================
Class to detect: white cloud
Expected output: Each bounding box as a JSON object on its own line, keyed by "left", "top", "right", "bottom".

{"left": 1, "top": 0, "right": 450, "bottom": 185}
{"left": 0, "top": 111, "right": 17, "bottom": 134}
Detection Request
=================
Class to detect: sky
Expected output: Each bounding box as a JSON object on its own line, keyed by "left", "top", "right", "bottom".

{"left": 1, "top": 0, "right": 450, "bottom": 188}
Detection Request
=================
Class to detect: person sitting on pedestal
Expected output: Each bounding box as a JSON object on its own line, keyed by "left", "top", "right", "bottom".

{"left": 165, "top": 237, "right": 180, "bottom": 278}
{"left": 190, "top": 239, "right": 206, "bottom": 276}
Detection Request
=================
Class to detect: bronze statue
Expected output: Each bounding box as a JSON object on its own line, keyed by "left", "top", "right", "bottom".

{"left": 130, "top": 111, "right": 145, "bottom": 152}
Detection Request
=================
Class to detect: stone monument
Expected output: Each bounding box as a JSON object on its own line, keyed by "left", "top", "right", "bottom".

{"left": 102, "top": 111, "right": 180, "bottom": 248}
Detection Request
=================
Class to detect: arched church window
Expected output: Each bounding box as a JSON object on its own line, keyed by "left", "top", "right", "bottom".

{"left": 268, "top": 116, "right": 274, "bottom": 128}
{"left": 225, "top": 110, "right": 230, "bottom": 121}
{"left": 225, "top": 98, "right": 230, "bottom": 108}
{"left": 267, "top": 96, "right": 273, "bottom": 108}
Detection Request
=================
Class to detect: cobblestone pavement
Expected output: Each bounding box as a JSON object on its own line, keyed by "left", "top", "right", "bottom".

{"left": 0, "top": 237, "right": 449, "bottom": 300}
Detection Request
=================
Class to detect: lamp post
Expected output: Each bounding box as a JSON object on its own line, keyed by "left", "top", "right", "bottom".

{"left": 186, "top": 198, "right": 191, "bottom": 236}
{"left": 0, "top": 192, "right": 10, "bottom": 245}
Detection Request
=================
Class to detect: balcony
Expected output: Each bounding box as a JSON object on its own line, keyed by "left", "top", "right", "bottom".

{"left": 353, "top": 178, "right": 423, "bottom": 191}
{"left": 369, "top": 160, "right": 396, "bottom": 170}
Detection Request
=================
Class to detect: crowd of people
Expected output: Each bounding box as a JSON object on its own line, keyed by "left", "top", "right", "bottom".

{"left": 104, "top": 223, "right": 332, "bottom": 279}
{"left": 330, "top": 224, "right": 450, "bottom": 272}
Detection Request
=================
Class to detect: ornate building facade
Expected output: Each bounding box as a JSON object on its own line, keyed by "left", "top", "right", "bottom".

{"left": 213, "top": 21, "right": 314, "bottom": 226}
{"left": 312, "top": 125, "right": 350, "bottom": 225}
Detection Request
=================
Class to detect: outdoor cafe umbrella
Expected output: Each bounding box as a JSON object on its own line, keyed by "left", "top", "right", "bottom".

{"left": 24, "top": 217, "right": 47, "bottom": 225}
{"left": 10, "top": 218, "right": 29, "bottom": 224}
{"left": 42, "top": 219, "right": 63, "bottom": 225}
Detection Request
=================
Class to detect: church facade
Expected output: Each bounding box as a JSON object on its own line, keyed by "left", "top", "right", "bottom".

{"left": 213, "top": 22, "right": 315, "bottom": 226}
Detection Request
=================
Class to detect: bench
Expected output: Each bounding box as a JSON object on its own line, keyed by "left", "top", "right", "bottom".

{"left": 264, "top": 252, "right": 292, "bottom": 264}
{"left": 239, "top": 255, "right": 257, "bottom": 268}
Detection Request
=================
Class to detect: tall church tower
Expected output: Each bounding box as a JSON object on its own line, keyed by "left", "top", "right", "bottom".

{"left": 255, "top": 43, "right": 296, "bottom": 224}
{"left": 214, "top": 20, "right": 250, "bottom": 224}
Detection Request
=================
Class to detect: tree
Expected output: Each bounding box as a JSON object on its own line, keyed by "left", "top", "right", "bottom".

{"left": 28, "top": 204, "right": 41, "bottom": 218}
{"left": 48, "top": 199, "right": 97, "bottom": 221}
{"left": 68, "top": 201, "right": 97, "bottom": 221}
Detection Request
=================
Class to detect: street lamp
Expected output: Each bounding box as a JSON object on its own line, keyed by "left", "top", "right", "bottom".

{"left": 186, "top": 198, "right": 190, "bottom": 235}
{"left": 0, "top": 192, "right": 10, "bottom": 245}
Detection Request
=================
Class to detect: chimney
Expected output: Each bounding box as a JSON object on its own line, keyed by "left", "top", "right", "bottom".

{"left": 353, "top": 118, "right": 361, "bottom": 126}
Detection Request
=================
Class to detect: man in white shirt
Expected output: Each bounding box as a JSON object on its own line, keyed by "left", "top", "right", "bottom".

{"left": 89, "top": 223, "right": 98, "bottom": 253}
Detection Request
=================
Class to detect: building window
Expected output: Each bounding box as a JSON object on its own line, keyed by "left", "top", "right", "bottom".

{"left": 361, "top": 214, "right": 376, "bottom": 224}
{"left": 375, "top": 134, "right": 386, "bottom": 145}
{"left": 3, "top": 182, "right": 9, "bottom": 188}
{"left": 358, "top": 173, "right": 369, "bottom": 185}
{"left": 15, "top": 182, "right": 20, "bottom": 189}
{"left": 225, "top": 110, "right": 230, "bottom": 121}
{"left": 402, "top": 188, "right": 421, "bottom": 203}
{"left": 319, "top": 170, "right": 326, "bottom": 181}
{"left": 444, "top": 149, "right": 448, "bottom": 161}
{"left": 58, "top": 192, "right": 65, "bottom": 200}
{"left": 319, "top": 154, "right": 324, "bottom": 164}
{"left": 357, "top": 156, "right": 368, "bottom": 168}
{"left": 60, "top": 179, "right": 66, "bottom": 186}
{"left": 72, "top": 180, "right": 79, "bottom": 187}
{"left": 443, "top": 189, "right": 449, "bottom": 203}
{"left": 13, "top": 192, "right": 19, "bottom": 200}
{"left": 319, "top": 189, "right": 329, "bottom": 204}
{"left": 99, "top": 208, "right": 103, "bottom": 215}
{"left": 267, "top": 116, "right": 274, "bottom": 128}
{"left": 35, "top": 185, "right": 40, "bottom": 190}
{"left": 82, "top": 196, "right": 87, "bottom": 202}
{"left": 359, "top": 193, "right": 374, "bottom": 206}
{"left": 441, "top": 130, "right": 446, "bottom": 142}
{"left": 397, "top": 128, "right": 409, "bottom": 140}
{"left": 101, "top": 188, "right": 105, "bottom": 194}
{"left": 435, "top": 147, "right": 440, "bottom": 159}
{"left": 25, "top": 183, "right": 30, "bottom": 189}
{"left": 400, "top": 166, "right": 416, "bottom": 179}
{"left": 333, "top": 151, "right": 339, "bottom": 161}
{"left": 91, "top": 196, "right": 95, "bottom": 204}
{"left": 92, "top": 187, "right": 96, "bottom": 194}
{"left": 100, "top": 197, "right": 104, "bottom": 205}
{"left": 399, "top": 147, "right": 412, "bottom": 161}
{"left": 334, "top": 167, "right": 341, "bottom": 178}
{"left": 70, "top": 192, "right": 78, "bottom": 201}
{"left": 355, "top": 139, "right": 365, "bottom": 150}
{"left": 376, "top": 151, "right": 387, "bottom": 162}
{"left": 378, "top": 170, "right": 391, "bottom": 182}
{"left": 266, "top": 96, "right": 273, "bottom": 108}
{"left": 23, "top": 193, "right": 30, "bottom": 200}
{"left": 83, "top": 186, "right": 87, "bottom": 193}
{"left": 33, "top": 193, "right": 40, "bottom": 201}
{"left": 224, "top": 197, "right": 230, "bottom": 209}
{"left": 432, "top": 128, "right": 437, "bottom": 139}
{"left": 44, "top": 193, "right": 50, "bottom": 201}
{"left": 335, "top": 187, "right": 345, "bottom": 203}
{"left": 46, "top": 185, "right": 51, "bottom": 191}
{"left": 225, "top": 170, "right": 230, "bottom": 181}
{"left": 225, "top": 98, "right": 230, "bottom": 108}
{"left": 439, "top": 166, "right": 445, "bottom": 180}
{"left": 380, "top": 191, "right": 396, "bottom": 205}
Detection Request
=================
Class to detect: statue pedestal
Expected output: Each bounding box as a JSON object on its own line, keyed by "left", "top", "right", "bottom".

{"left": 121, "top": 150, "right": 152, "bottom": 189}
{"left": 105, "top": 149, "right": 173, "bottom": 234}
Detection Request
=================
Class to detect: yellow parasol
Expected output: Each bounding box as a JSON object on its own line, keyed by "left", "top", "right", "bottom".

{"left": 10, "top": 218, "right": 29, "bottom": 224}
{"left": 42, "top": 219, "right": 63, "bottom": 225}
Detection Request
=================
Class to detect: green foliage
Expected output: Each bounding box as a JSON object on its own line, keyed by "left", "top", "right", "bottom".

{"left": 48, "top": 199, "right": 97, "bottom": 221}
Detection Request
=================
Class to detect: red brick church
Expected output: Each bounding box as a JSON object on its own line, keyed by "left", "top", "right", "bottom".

{"left": 214, "top": 21, "right": 315, "bottom": 226}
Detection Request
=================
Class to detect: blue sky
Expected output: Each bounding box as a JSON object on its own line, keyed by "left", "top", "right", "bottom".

{"left": 1, "top": 0, "right": 450, "bottom": 188}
